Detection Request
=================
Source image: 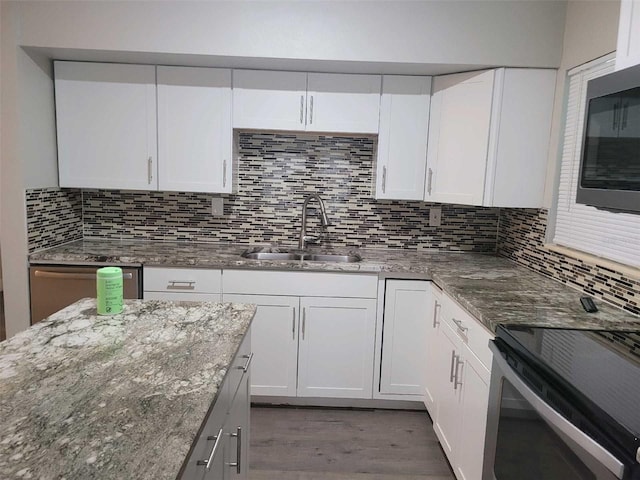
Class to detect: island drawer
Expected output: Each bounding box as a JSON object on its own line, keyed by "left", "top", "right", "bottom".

{"left": 225, "top": 331, "right": 252, "bottom": 402}
{"left": 144, "top": 267, "right": 222, "bottom": 294}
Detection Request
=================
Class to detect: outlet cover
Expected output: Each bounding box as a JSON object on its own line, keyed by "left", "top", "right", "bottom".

{"left": 429, "top": 207, "right": 442, "bottom": 227}
{"left": 211, "top": 197, "right": 224, "bottom": 216}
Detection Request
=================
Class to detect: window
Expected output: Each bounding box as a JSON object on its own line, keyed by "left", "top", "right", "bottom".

{"left": 552, "top": 54, "right": 640, "bottom": 268}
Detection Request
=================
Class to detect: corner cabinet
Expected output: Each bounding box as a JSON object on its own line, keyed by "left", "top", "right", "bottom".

{"left": 375, "top": 76, "right": 432, "bottom": 200}
{"left": 222, "top": 270, "right": 378, "bottom": 400}
{"left": 55, "top": 62, "right": 158, "bottom": 190}
{"left": 616, "top": 0, "right": 640, "bottom": 70}
{"left": 232, "top": 70, "right": 381, "bottom": 134}
{"left": 424, "top": 68, "right": 556, "bottom": 208}
{"left": 425, "top": 289, "right": 494, "bottom": 480}
{"left": 54, "top": 61, "right": 233, "bottom": 193}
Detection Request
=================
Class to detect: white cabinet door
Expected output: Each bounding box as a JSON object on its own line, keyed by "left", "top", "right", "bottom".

{"left": 455, "top": 347, "right": 491, "bottom": 480}
{"left": 297, "top": 296, "right": 377, "bottom": 399}
{"left": 223, "top": 294, "right": 299, "bottom": 397}
{"left": 424, "top": 285, "right": 443, "bottom": 416}
{"left": 432, "top": 319, "right": 463, "bottom": 460}
{"left": 379, "top": 280, "right": 429, "bottom": 395}
{"left": 54, "top": 61, "right": 158, "bottom": 190}
{"left": 376, "top": 76, "right": 431, "bottom": 200}
{"left": 425, "top": 70, "right": 495, "bottom": 205}
{"left": 616, "top": 0, "right": 640, "bottom": 70}
{"left": 157, "top": 66, "right": 232, "bottom": 193}
{"left": 232, "top": 70, "right": 307, "bottom": 131}
{"left": 306, "top": 73, "right": 381, "bottom": 133}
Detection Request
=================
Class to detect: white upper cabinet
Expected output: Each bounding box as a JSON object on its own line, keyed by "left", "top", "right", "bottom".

{"left": 55, "top": 62, "right": 233, "bottom": 193}
{"left": 232, "top": 70, "right": 381, "bottom": 133}
{"left": 55, "top": 61, "right": 158, "bottom": 190}
{"left": 616, "top": 0, "right": 640, "bottom": 70}
{"left": 232, "top": 70, "right": 308, "bottom": 131}
{"left": 306, "top": 73, "right": 381, "bottom": 133}
{"left": 425, "top": 68, "right": 556, "bottom": 208}
{"left": 157, "top": 66, "right": 232, "bottom": 193}
{"left": 375, "top": 76, "right": 431, "bottom": 200}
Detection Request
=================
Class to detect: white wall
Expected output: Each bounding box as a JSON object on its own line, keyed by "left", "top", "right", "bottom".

{"left": 543, "top": 0, "right": 620, "bottom": 208}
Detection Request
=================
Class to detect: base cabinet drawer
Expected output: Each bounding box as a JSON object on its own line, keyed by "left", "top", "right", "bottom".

{"left": 144, "top": 267, "right": 222, "bottom": 295}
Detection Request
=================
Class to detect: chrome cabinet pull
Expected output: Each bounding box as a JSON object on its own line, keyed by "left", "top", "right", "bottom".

{"left": 197, "top": 427, "right": 223, "bottom": 470}
{"left": 309, "top": 95, "right": 314, "bottom": 124}
{"left": 34, "top": 271, "right": 133, "bottom": 280}
{"left": 452, "top": 318, "right": 468, "bottom": 334}
{"left": 449, "top": 350, "right": 456, "bottom": 383}
{"left": 167, "top": 280, "right": 196, "bottom": 290}
{"left": 453, "top": 356, "right": 464, "bottom": 390}
{"left": 302, "top": 308, "right": 306, "bottom": 340}
{"left": 300, "top": 95, "right": 304, "bottom": 124}
{"left": 622, "top": 103, "right": 629, "bottom": 130}
{"left": 223, "top": 160, "right": 227, "bottom": 187}
{"left": 228, "top": 426, "right": 242, "bottom": 474}
{"left": 148, "top": 156, "right": 153, "bottom": 184}
{"left": 432, "top": 300, "right": 441, "bottom": 328}
{"left": 292, "top": 308, "right": 296, "bottom": 340}
{"left": 427, "top": 168, "right": 433, "bottom": 195}
{"left": 382, "top": 165, "right": 387, "bottom": 193}
{"left": 613, "top": 103, "right": 619, "bottom": 130}
{"left": 238, "top": 353, "right": 253, "bottom": 373}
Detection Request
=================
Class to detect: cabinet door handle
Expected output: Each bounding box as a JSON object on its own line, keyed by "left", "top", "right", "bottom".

{"left": 622, "top": 103, "right": 629, "bottom": 130}
{"left": 292, "top": 308, "right": 296, "bottom": 339}
{"left": 148, "top": 156, "right": 153, "bottom": 184}
{"left": 238, "top": 353, "right": 253, "bottom": 373}
{"left": 427, "top": 168, "right": 433, "bottom": 195}
{"left": 300, "top": 95, "right": 304, "bottom": 124}
{"left": 432, "top": 300, "right": 441, "bottom": 328}
{"left": 449, "top": 350, "right": 457, "bottom": 383}
{"left": 453, "top": 356, "right": 464, "bottom": 390}
{"left": 452, "top": 318, "right": 468, "bottom": 334}
{"left": 302, "top": 307, "right": 306, "bottom": 340}
{"left": 382, "top": 165, "right": 387, "bottom": 193}
{"left": 309, "top": 95, "right": 314, "bottom": 124}
{"left": 229, "top": 426, "right": 242, "bottom": 474}
{"left": 613, "top": 102, "right": 619, "bottom": 130}
{"left": 197, "top": 427, "right": 223, "bottom": 470}
{"left": 223, "top": 159, "right": 227, "bottom": 187}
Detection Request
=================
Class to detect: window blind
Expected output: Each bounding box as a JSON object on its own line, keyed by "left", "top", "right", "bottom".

{"left": 552, "top": 54, "right": 640, "bottom": 268}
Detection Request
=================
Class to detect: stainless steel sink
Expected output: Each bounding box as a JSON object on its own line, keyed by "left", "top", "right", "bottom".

{"left": 240, "top": 250, "right": 361, "bottom": 263}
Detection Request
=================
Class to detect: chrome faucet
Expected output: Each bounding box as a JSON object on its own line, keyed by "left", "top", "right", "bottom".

{"left": 298, "top": 194, "right": 331, "bottom": 250}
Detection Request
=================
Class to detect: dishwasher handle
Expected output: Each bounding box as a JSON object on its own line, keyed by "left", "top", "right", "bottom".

{"left": 33, "top": 270, "right": 134, "bottom": 280}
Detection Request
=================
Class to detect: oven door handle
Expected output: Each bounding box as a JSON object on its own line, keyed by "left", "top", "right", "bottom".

{"left": 489, "top": 342, "right": 625, "bottom": 479}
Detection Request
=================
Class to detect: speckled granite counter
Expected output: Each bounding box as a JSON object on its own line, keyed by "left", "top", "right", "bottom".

{"left": 29, "top": 238, "right": 640, "bottom": 333}
{"left": 0, "top": 298, "right": 255, "bottom": 480}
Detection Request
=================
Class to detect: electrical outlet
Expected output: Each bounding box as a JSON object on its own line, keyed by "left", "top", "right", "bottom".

{"left": 211, "top": 197, "right": 224, "bottom": 216}
{"left": 429, "top": 207, "right": 442, "bottom": 227}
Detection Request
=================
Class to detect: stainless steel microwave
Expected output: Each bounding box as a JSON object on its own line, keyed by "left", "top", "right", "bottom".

{"left": 576, "top": 62, "right": 640, "bottom": 213}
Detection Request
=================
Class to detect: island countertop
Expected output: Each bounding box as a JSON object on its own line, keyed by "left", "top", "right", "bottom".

{"left": 0, "top": 298, "right": 256, "bottom": 480}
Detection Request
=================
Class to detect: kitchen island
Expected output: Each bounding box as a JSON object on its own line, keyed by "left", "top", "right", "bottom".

{"left": 0, "top": 298, "right": 255, "bottom": 479}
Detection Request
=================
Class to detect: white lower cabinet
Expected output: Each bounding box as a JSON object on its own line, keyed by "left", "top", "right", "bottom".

{"left": 297, "top": 296, "right": 377, "bottom": 399}
{"left": 426, "top": 290, "right": 494, "bottom": 480}
{"left": 378, "top": 279, "right": 430, "bottom": 397}
{"left": 223, "top": 270, "right": 378, "bottom": 400}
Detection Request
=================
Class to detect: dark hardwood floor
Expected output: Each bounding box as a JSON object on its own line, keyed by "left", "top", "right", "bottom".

{"left": 249, "top": 406, "right": 455, "bottom": 480}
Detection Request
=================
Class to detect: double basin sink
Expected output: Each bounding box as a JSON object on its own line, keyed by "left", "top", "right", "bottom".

{"left": 241, "top": 249, "right": 361, "bottom": 263}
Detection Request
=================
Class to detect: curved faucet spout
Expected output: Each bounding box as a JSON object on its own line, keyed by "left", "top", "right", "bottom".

{"left": 299, "top": 194, "right": 331, "bottom": 250}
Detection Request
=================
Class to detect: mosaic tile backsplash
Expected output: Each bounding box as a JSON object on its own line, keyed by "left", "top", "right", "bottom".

{"left": 26, "top": 188, "right": 82, "bottom": 253}
{"left": 498, "top": 208, "right": 640, "bottom": 315}
{"left": 76, "top": 133, "right": 499, "bottom": 251}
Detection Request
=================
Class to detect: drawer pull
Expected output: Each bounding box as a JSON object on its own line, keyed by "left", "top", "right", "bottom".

{"left": 197, "top": 427, "right": 223, "bottom": 470}
{"left": 452, "top": 318, "right": 468, "bottom": 334}
{"left": 167, "top": 280, "right": 196, "bottom": 290}
{"left": 238, "top": 353, "right": 253, "bottom": 373}
{"left": 229, "top": 426, "right": 242, "bottom": 474}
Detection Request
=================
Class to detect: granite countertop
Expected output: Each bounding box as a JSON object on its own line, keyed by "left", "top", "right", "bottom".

{"left": 30, "top": 238, "right": 640, "bottom": 333}
{"left": 0, "top": 298, "right": 256, "bottom": 480}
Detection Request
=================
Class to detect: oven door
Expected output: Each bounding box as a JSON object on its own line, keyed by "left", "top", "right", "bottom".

{"left": 483, "top": 342, "right": 625, "bottom": 480}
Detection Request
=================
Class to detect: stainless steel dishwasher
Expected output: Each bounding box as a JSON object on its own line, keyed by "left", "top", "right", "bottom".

{"left": 29, "top": 265, "right": 142, "bottom": 324}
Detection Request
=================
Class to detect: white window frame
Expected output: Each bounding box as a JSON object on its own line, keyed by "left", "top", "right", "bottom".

{"left": 549, "top": 53, "right": 640, "bottom": 269}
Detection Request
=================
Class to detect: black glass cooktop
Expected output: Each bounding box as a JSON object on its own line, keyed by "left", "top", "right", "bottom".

{"left": 496, "top": 325, "right": 640, "bottom": 471}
